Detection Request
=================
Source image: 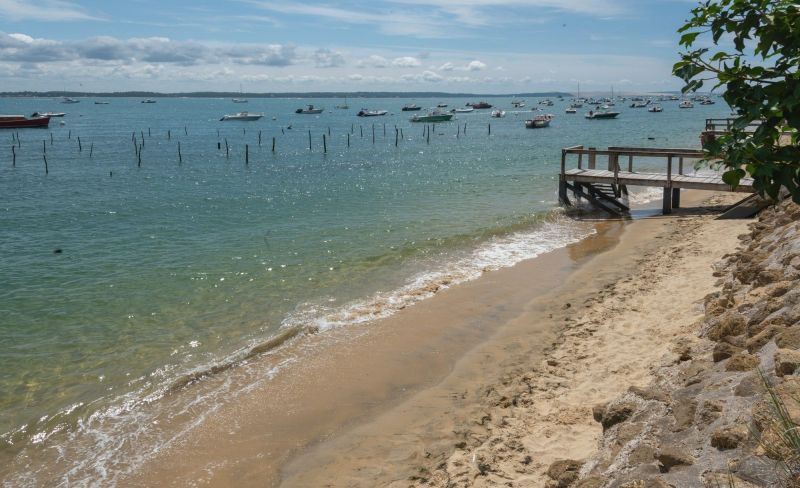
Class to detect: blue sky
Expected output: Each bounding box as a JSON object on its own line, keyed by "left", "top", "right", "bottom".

{"left": 0, "top": 0, "right": 700, "bottom": 93}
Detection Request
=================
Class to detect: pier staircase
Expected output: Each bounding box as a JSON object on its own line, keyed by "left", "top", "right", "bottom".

{"left": 558, "top": 146, "right": 756, "bottom": 216}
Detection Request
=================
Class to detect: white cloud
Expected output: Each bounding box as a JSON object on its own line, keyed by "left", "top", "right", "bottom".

{"left": 439, "top": 62, "right": 455, "bottom": 71}
{"left": 392, "top": 56, "right": 421, "bottom": 67}
{"left": 313, "top": 48, "right": 345, "bottom": 68}
{"left": 467, "top": 60, "right": 486, "bottom": 71}
{"left": 357, "top": 54, "right": 389, "bottom": 68}
{"left": 401, "top": 70, "right": 444, "bottom": 82}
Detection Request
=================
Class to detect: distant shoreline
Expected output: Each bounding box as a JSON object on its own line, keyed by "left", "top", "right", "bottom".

{"left": 0, "top": 91, "right": 575, "bottom": 99}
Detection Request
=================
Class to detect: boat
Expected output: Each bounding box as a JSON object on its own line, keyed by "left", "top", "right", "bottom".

{"left": 471, "top": 101, "right": 493, "bottom": 109}
{"left": 565, "top": 106, "right": 577, "bottom": 114}
{"left": 0, "top": 114, "right": 50, "bottom": 129}
{"left": 401, "top": 104, "right": 422, "bottom": 111}
{"left": 452, "top": 107, "right": 474, "bottom": 113}
{"left": 335, "top": 97, "right": 349, "bottom": 109}
{"left": 630, "top": 101, "right": 649, "bottom": 108}
{"left": 94, "top": 101, "right": 110, "bottom": 105}
{"left": 648, "top": 104, "right": 663, "bottom": 112}
{"left": 490, "top": 109, "right": 506, "bottom": 118}
{"left": 525, "top": 114, "right": 553, "bottom": 128}
{"left": 511, "top": 99, "right": 526, "bottom": 108}
{"left": 141, "top": 99, "right": 156, "bottom": 104}
{"left": 437, "top": 102, "right": 448, "bottom": 108}
{"left": 679, "top": 100, "right": 694, "bottom": 108}
{"left": 539, "top": 99, "right": 554, "bottom": 106}
{"left": 220, "top": 111, "right": 264, "bottom": 121}
{"left": 700, "top": 99, "right": 715, "bottom": 105}
{"left": 410, "top": 109, "right": 454, "bottom": 123}
{"left": 31, "top": 112, "right": 65, "bottom": 118}
{"left": 357, "top": 109, "right": 388, "bottom": 117}
{"left": 585, "top": 110, "right": 619, "bottom": 119}
{"left": 232, "top": 98, "right": 248, "bottom": 103}
{"left": 61, "top": 97, "right": 79, "bottom": 104}
{"left": 295, "top": 104, "right": 324, "bottom": 114}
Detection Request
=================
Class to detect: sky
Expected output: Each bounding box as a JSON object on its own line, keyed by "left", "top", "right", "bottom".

{"left": 0, "top": 0, "right": 702, "bottom": 93}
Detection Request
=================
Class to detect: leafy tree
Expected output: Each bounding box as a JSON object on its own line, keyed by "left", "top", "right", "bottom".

{"left": 673, "top": 0, "right": 799, "bottom": 203}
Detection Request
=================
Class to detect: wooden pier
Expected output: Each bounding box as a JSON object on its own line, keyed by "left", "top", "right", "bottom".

{"left": 559, "top": 145, "right": 755, "bottom": 216}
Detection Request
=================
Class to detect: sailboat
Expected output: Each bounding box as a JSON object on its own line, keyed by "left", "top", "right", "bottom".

{"left": 232, "top": 84, "right": 248, "bottom": 103}
{"left": 335, "top": 97, "right": 349, "bottom": 109}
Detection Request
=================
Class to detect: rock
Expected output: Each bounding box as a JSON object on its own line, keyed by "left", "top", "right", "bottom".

{"left": 596, "top": 402, "right": 637, "bottom": 431}
{"left": 655, "top": 447, "right": 694, "bottom": 473}
{"left": 671, "top": 398, "right": 697, "bottom": 431}
{"left": 775, "top": 348, "right": 800, "bottom": 376}
{"left": 592, "top": 403, "right": 607, "bottom": 423}
{"left": 628, "top": 444, "right": 657, "bottom": 464}
{"left": 746, "top": 324, "right": 782, "bottom": 353}
{"left": 698, "top": 400, "right": 723, "bottom": 426}
{"left": 776, "top": 327, "right": 800, "bottom": 349}
{"left": 711, "top": 425, "right": 748, "bottom": 450}
{"left": 703, "top": 472, "right": 763, "bottom": 488}
{"left": 725, "top": 352, "right": 760, "bottom": 372}
{"left": 712, "top": 342, "right": 741, "bottom": 362}
{"left": 575, "top": 477, "right": 604, "bottom": 488}
{"left": 628, "top": 386, "right": 669, "bottom": 403}
{"left": 707, "top": 312, "right": 747, "bottom": 341}
{"left": 546, "top": 459, "right": 582, "bottom": 488}
{"left": 735, "top": 374, "right": 765, "bottom": 397}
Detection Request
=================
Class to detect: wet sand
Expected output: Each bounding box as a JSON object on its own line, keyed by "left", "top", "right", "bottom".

{"left": 125, "top": 191, "right": 744, "bottom": 487}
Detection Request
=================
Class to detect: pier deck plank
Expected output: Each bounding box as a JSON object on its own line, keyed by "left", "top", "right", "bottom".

{"left": 564, "top": 168, "right": 755, "bottom": 193}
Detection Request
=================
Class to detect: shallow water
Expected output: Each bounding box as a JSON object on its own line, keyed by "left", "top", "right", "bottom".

{"left": 0, "top": 95, "right": 730, "bottom": 485}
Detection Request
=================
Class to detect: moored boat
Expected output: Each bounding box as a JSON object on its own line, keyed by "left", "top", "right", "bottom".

{"left": 648, "top": 104, "right": 663, "bottom": 112}
{"left": 410, "top": 109, "right": 453, "bottom": 123}
{"left": 585, "top": 110, "right": 619, "bottom": 119}
{"left": 525, "top": 114, "right": 553, "bottom": 128}
{"left": 295, "top": 104, "right": 323, "bottom": 114}
{"left": 31, "top": 112, "right": 65, "bottom": 118}
{"left": 61, "top": 97, "right": 80, "bottom": 104}
{"left": 141, "top": 99, "right": 156, "bottom": 104}
{"left": 401, "top": 104, "right": 422, "bottom": 111}
{"left": 232, "top": 98, "right": 248, "bottom": 103}
{"left": 490, "top": 109, "right": 506, "bottom": 118}
{"left": 452, "top": 107, "right": 474, "bottom": 113}
{"left": 437, "top": 102, "right": 448, "bottom": 108}
{"left": 679, "top": 100, "right": 694, "bottom": 108}
{"left": 220, "top": 111, "right": 264, "bottom": 121}
{"left": 471, "top": 101, "right": 492, "bottom": 109}
{"left": 511, "top": 100, "right": 526, "bottom": 108}
{"left": 565, "top": 106, "right": 577, "bottom": 114}
{"left": 0, "top": 114, "right": 50, "bottom": 129}
{"left": 357, "top": 109, "right": 388, "bottom": 117}
{"left": 94, "top": 101, "right": 110, "bottom": 105}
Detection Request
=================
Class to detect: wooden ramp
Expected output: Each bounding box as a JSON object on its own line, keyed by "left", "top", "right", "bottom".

{"left": 559, "top": 145, "right": 756, "bottom": 215}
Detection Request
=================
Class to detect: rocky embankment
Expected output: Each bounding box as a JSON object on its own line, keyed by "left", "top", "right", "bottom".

{"left": 568, "top": 199, "right": 800, "bottom": 487}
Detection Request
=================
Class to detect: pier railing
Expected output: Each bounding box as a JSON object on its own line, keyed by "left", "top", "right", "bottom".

{"left": 560, "top": 145, "right": 705, "bottom": 185}
{"left": 704, "top": 118, "right": 762, "bottom": 135}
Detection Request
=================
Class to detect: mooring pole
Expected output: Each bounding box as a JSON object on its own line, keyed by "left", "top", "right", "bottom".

{"left": 322, "top": 134, "right": 327, "bottom": 153}
{"left": 178, "top": 141, "right": 182, "bottom": 164}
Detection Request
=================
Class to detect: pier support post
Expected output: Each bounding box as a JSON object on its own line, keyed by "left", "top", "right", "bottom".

{"left": 662, "top": 187, "right": 673, "bottom": 214}
{"left": 672, "top": 188, "right": 681, "bottom": 208}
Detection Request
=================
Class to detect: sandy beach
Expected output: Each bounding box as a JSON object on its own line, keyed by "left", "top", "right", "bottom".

{"left": 111, "top": 190, "right": 754, "bottom": 487}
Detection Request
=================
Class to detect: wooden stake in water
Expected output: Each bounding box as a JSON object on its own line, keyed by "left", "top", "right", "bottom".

{"left": 168, "top": 130, "right": 171, "bottom": 140}
{"left": 245, "top": 144, "right": 249, "bottom": 164}
{"left": 400, "top": 128, "right": 404, "bottom": 139}
{"left": 427, "top": 125, "right": 430, "bottom": 144}
{"left": 185, "top": 125, "right": 188, "bottom": 136}
{"left": 464, "top": 123, "right": 467, "bottom": 135}
{"left": 138, "top": 144, "right": 142, "bottom": 167}
{"left": 140, "top": 131, "right": 145, "bottom": 147}
{"left": 347, "top": 133, "right": 350, "bottom": 148}
{"left": 148, "top": 128, "right": 151, "bottom": 137}
{"left": 488, "top": 123, "right": 491, "bottom": 136}
{"left": 395, "top": 128, "right": 398, "bottom": 147}
{"left": 322, "top": 134, "right": 327, "bottom": 153}
{"left": 78, "top": 136, "right": 82, "bottom": 152}
{"left": 258, "top": 130, "right": 262, "bottom": 146}
{"left": 50, "top": 133, "right": 53, "bottom": 146}
{"left": 308, "top": 130, "right": 312, "bottom": 151}
{"left": 42, "top": 140, "right": 46, "bottom": 154}
{"left": 328, "top": 127, "right": 331, "bottom": 137}
{"left": 68, "top": 130, "right": 71, "bottom": 140}
{"left": 360, "top": 126, "right": 363, "bottom": 138}
{"left": 178, "top": 141, "right": 182, "bottom": 164}
{"left": 372, "top": 124, "right": 375, "bottom": 144}
{"left": 225, "top": 138, "right": 229, "bottom": 158}
{"left": 90, "top": 142, "right": 94, "bottom": 158}
{"left": 383, "top": 123, "right": 386, "bottom": 138}
{"left": 12, "top": 145, "right": 16, "bottom": 166}
{"left": 272, "top": 137, "right": 276, "bottom": 152}
{"left": 43, "top": 154, "right": 48, "bottom": 174}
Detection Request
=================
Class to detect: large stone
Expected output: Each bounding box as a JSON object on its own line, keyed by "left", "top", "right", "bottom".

{"left": 725, "top": 352, "right": 760, "bottom": 372}
{"left": 656, "top": 447, "right": 694, "bottom": 473}
{"left": 629, "top": 386, "right": 669, "bottom": 403}
{"left": 775, "top": 348, "right": 800, "bottom": 377}
{"left": 546, "top": 459, "right": 582, "bottom": 488}
{"left": 746, "top": 325, "right": 782, "bottom": 353}
{"left": 708, "top": 312, "right": 747, "bottom": 341}
{"left": 628, "top": 444, "right": 657, "bottom": 464}
{"left": 698, "top": 400, "right": 723, "bottom": 426}
{"left": 671, "top": 398, "right": 697, "bottom": 431}
{"left": 575, "top": 477, "right": 605, "bottom": 488}
{"left": 713, "top": 342, "right": 741, "bottom": 362}
{"left": 776, "top": 327, "right": 800, "bottom": 349}
{"left": 594, "top": 402, "right": 637, "bottom": 431}
{"left": 711, "top": 425, "right": 748, "bottom": 450}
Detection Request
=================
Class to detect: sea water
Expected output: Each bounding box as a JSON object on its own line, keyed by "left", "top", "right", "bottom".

{"left": 0, "top": 96, "right": 731, "bottom": 485}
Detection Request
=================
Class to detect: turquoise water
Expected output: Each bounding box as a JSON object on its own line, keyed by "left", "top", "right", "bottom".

{"left": 0, "top": 96, "right": 731, "bottom": 484}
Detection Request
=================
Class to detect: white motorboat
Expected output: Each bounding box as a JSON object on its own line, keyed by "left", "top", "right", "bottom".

{"left": 141, "top": 99, "right": 157, "bottom": 104}
{"left": 491, "top": 109, "right": 506, "bottom": 118}
{"left": 61, "top": 97, "right": 80, "bottom": 104}
{"left": 679, "top": 100, "right": 694, "bottom": 108}
{"left": 357, "top": 109, "right": 388, "bottom": 117}
{"left": 565, "top": 107, "right": 577, "bottom": 114}
{"left": 220, "top": 111, "right": 264, "bottom": 121}
{"left": 232, "top": 98, "right": 248, "bottom": 103}
{"left": 31, "top": 111, "right": 66, "bottom": 118}
{"left": 437, "top": 102, "right": 448, "bottom": 108}
{"left": 452, "top": 107, "right": 474, "bottom": 113}
{"left": 585, "top": 110, "right": 620, "bottom": 119}
{"left": 296, "top": 104, "right": 323, "bottom": 114}
{"left": 511, "top": 100, "right": 526, "bottom": 108}
{"left": 525, "top": 114, "right": 553, "bottom": 128}
{"left": 648, "top": 104, "right": 663, "bottom": 112}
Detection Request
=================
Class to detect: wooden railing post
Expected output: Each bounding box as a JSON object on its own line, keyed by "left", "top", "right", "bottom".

{"left": 628, "top": 155, "right": 633, "bottom": 172}
{"left": 679, "top": 157, "right": 684, "bottom": 175}
{"left": 588, "top": 147, "right": 596, "bottom": 169}
{"left": 560, "top": 148, "right": 566, "bottom": 176}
